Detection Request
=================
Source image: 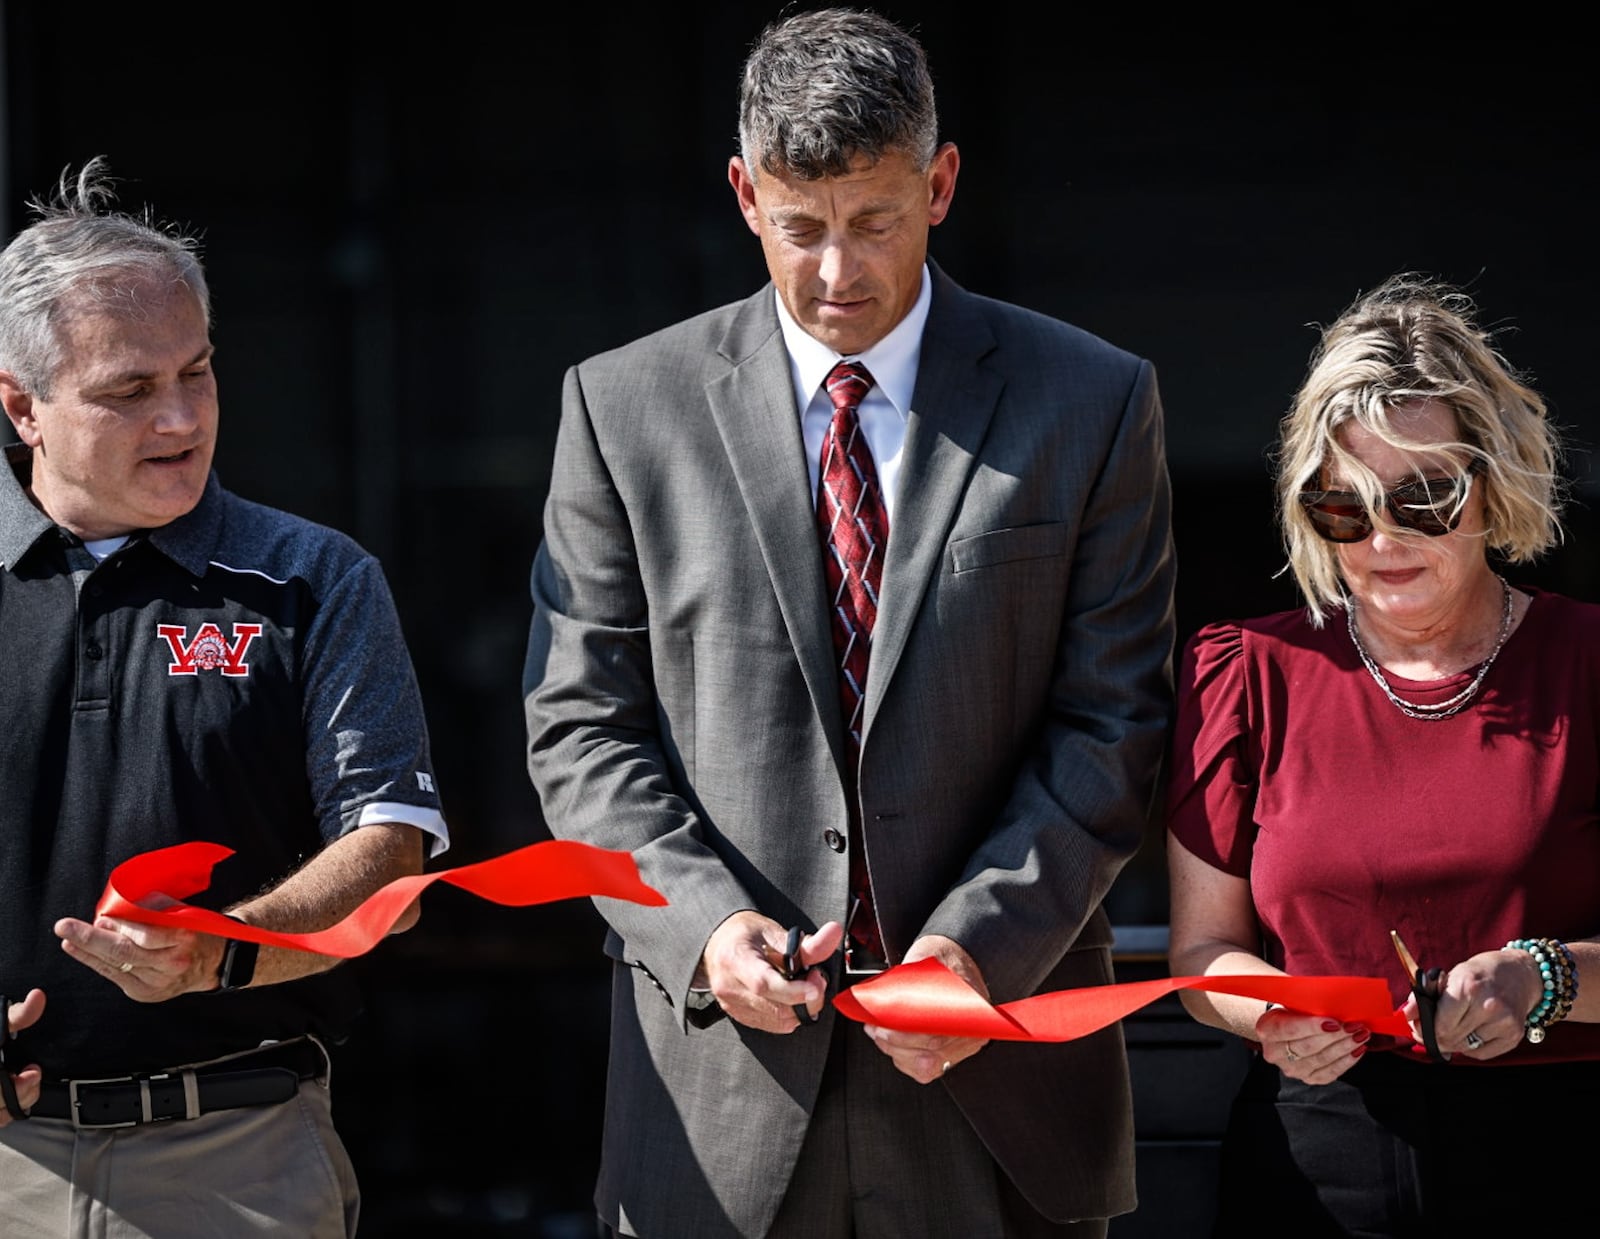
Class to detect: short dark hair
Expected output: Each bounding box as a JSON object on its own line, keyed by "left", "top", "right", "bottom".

{"left": 737, "top": 7, "right": 938, "bottom": 180}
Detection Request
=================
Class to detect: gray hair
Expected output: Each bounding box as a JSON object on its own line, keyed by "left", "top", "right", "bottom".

{"left": 1276, "top": 273, "right": 1565, "bottom": 622}
{"left": 0, "top": 156, "right": 210, "bottom": 399}
{"left": 737, "top": 7, "right": 939, "bottom": 180}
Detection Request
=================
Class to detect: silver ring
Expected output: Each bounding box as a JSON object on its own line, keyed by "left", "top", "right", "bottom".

{"left": 1465, "top": 1031, "right": 1484, "bottom": 1050}
{"left": 119, "top": 961, "right": 134, "bottom": 974}
{"left": 1284, "top": 1046, "right": 1298, "bottom": 1062}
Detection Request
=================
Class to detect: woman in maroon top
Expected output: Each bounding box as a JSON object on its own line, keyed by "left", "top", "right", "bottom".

{"left": 1167, "top": 274, "right": 1600, "bottom": 1236}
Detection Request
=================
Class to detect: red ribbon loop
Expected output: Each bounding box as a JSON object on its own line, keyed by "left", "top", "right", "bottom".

{"left": 95, "top": 839, "right": 667, "bottom": 958}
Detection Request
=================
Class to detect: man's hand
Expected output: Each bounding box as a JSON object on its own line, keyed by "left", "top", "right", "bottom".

{"left": 1, "top": 989, "right": 47, "bottom": 1125}
{"left": 696, "top": 912, "right": 843, "bottom": 1033}
{"left": 54, "top": 912, "right": 224, "bottom": 1001}
{"left": 863, "top": 934, "right": 990, "bottom": 1084}
{"left": 53, "top": 823, "right": 424, "bottom": 999}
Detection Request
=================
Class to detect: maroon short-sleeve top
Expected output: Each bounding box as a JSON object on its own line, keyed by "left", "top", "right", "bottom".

{"left": 1166, "top": 587, "right": 1600, "bottom": 1063}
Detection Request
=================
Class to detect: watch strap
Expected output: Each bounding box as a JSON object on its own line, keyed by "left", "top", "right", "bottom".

{"left": 215, "top": 919, "right": 259, "bottom": 992}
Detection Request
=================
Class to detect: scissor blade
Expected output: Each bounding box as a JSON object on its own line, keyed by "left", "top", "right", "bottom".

{"left": 1390, "top": 929, "right": 1421, "bottom": 980}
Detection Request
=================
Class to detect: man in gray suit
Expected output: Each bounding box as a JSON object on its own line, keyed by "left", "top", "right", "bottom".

{"left": 523, "top": 8, "right": 1174, "bottom": 1237}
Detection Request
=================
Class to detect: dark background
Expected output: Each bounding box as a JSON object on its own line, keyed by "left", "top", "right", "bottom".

{"left": 4, "top": 5, "right": 1596, "bottom": 1235}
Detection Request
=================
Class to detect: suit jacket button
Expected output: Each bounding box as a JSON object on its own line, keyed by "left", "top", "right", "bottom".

{"left": 823, "top": 829, "right": 845, "bottom": 852}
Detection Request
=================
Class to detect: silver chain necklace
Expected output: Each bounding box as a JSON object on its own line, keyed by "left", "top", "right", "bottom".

{"left": 1345, "top": 575, "right": 1514, "bottom": 721}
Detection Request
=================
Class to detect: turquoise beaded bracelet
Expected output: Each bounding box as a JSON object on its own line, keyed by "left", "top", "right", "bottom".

{"left": 1506, "top": 938, "right": 1577, "bottom": 1044}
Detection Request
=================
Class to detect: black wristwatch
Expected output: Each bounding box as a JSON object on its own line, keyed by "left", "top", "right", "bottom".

{"left": 215, "top": 920, "right": 259, "bottom": 992}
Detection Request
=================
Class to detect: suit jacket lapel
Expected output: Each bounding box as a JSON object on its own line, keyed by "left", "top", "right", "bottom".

{"left": 706, "top": 288, "right": 847, "bottom": 760}
{"left": 866, "top": 267, "right": 1001, "bottom": 734}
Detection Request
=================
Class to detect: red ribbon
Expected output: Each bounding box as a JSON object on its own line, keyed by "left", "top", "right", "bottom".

{"left": 833, "top": 957, "right": 1415, "bottom": 1040}
{"left": 97, "top": 844, "right": 1413, "bottom": 1041}
{"left": 95, "top": 839, "right": 667, "bottom": 958}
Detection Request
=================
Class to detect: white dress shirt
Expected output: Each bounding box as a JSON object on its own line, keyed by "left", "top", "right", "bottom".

{"left": 775, "top": 264, "right": 932, "bottom": 522}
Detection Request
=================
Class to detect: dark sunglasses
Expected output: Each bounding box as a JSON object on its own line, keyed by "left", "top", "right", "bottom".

{"left": 1297, "top": 469, "right": 1475, "bottom": 543}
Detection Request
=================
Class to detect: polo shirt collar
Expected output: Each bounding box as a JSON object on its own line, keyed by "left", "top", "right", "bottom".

{"left": 145, "top": 473, "right": 224, "bottom": 578}
{"left": 0, "top": 443, "right": 56, "bottom": 571}
{"left": 0, "top": 442, "right": 222, "bottom": 577}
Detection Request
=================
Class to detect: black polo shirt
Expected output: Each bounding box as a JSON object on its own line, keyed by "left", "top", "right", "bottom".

{"left": 0, "top": 445, "right": 447, "bottom": 1078}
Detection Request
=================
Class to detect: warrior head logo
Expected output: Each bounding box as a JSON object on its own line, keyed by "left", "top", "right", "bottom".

{"left": 157, "top": 623, "right": 264, "bottom": 677}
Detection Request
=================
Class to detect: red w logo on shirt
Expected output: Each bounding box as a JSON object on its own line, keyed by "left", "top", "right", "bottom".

{"left": 157, "top": 623, "right": 264, "bottom": 677}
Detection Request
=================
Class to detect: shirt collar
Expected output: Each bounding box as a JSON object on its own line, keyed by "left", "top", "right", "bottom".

{"left": 774, "top": 264, "right": 931, "bottom": 418}
{"left": 144, "top": 473, "right": 224, "bottom": 577}
{"left": 0, "top": 443, "right": 58, "bottom": 570}
{"left": 0, "top": 442, "right": 221, "bottom": 577}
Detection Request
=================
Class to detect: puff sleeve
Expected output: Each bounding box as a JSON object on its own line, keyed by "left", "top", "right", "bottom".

{"left": 1165, "top": 621, "right": 1257, "bottom": 877}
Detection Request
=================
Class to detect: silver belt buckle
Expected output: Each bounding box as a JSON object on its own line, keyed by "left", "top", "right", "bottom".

{"left": 843, "top": 895, "right": 888, "bottom": 976}
{"left": 67, "top": 1075, "right": 139, "bottom": 1130}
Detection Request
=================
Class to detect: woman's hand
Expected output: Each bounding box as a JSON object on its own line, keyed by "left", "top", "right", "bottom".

{"left": 1257, "top": 1003, "right": 1370, "bottom": 1084}
{"left": 1406, "top": 947, "right": 1543, "bottom": 1060}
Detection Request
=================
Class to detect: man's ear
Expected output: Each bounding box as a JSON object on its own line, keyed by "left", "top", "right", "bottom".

{"left": 728, "top": 157, "right": 763, "bottom": 238}
{"left": 926, "top": 143, "right": 960, "bottom": 228}
{"left": 0, "top": 373, "right": 39, "bottom": 446}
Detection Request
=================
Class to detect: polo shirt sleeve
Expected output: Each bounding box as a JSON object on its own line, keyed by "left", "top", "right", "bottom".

{"left": 300, "top": 554, "right": 450, "bottom": 858}
{"left": 1165, "top": 621, "right": 1255, "bottom": 877}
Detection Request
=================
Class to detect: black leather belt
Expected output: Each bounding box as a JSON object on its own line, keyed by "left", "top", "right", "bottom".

{"left": 29, "top": 1038, "right": 325, "bottom": 1129}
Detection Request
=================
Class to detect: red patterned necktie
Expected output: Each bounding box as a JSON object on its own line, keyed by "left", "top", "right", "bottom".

{"left": 816, "top": 360, "right": 888, "bottom": 968}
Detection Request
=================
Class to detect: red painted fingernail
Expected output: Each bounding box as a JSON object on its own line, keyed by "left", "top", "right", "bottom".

{"left": 1353, "top": 1029, "right": 1371, "bottom": 1044}
{"left": 1351, "top": 1045, "right": 1366, "bottom": 1059}
{"left": 1322, "top": 1020, "right": 1340, "bottom": 1032}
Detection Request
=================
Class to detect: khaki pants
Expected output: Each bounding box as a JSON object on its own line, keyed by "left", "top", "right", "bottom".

{"left": 0, "top": 1076, "right": 360, "bottom": 1238}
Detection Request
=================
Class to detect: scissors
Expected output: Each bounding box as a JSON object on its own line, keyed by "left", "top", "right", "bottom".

{"left": 0, "top": 993, "right": 25, "bottom": 1120}
{"left": 781, "top": 925, "right": 819, "bottom": 1026}
{"left": 1390, "top": 930, "right": 1446, "bottom": 1062}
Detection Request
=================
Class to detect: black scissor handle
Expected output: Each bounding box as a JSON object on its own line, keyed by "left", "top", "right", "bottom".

{"left": 1415, "top": 967, "right": 1446, "bottom": 1063}
{"left": 0, "top": 992, "right": 26, "bottom": 1120}
{"left": 782, "top": 925, "right": 819, "bottom": 1025}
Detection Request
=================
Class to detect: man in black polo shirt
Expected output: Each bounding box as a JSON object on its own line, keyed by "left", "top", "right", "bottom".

{"left": 0, "top": 160, "right": 448, "bottom": 1235}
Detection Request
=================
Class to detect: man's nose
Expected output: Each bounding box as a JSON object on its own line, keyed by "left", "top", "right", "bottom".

{"left": 817, "top": 239, "right": 862, "bottom": 290}
{"left": 151, "top": 386, "right": 203, "bottom": 434}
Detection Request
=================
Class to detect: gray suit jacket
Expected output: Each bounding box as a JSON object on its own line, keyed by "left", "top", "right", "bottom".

{"left": 524, "top": 264, "right": 1176, "bottom": 1236}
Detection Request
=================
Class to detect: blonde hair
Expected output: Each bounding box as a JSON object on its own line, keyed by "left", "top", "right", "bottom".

{"left": 1276, "top": 274, "right": 1564, "bottom": 622}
